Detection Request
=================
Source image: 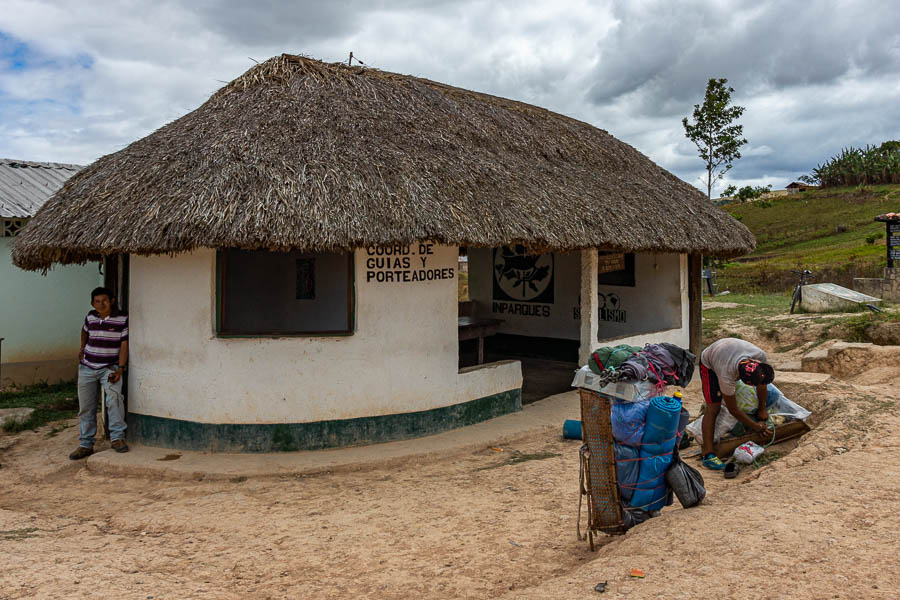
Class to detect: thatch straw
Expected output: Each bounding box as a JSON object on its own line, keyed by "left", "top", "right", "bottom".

{"left": 13, "top": 54, "right": 754, "bottom": 270}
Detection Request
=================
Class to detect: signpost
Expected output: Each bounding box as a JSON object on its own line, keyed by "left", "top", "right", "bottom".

{"left": 887, "top": 221, "right": 899, "bottom": 268}
{"left": 876, "top": 215, "right": 900, "bottom": 268}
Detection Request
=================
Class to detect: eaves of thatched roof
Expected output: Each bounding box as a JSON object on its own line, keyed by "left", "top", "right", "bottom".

{"left": 13, "top": 54, "right": 754, "bottom": 271}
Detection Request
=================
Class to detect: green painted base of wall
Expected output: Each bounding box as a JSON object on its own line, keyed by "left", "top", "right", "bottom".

{"left": 127, "top": 389, "right": 521, "bottom": 452}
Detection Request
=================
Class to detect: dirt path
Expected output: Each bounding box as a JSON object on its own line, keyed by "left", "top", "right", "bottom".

{"left": 1, "top": 374, "right": 898, "bottom": 598}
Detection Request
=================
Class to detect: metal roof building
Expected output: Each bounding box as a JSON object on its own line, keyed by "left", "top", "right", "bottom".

{"left": 2, "top": 158, "right": 97, "bottom": 389}
{"left": 0, "top": 159, "right": 82, "bottom": 219}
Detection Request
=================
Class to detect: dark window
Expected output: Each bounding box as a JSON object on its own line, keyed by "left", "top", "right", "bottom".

{"left": 218, "top": 249, "right": 353, "bottom": 335}
{"left": 597, "top": 251, "right": 635, "bottom": 287}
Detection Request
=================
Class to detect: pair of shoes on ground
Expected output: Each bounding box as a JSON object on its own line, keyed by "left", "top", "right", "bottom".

{"left": 68, "top": 439, "right": 129, "bottom": 460}
{"left": 701, "top": 453, "right": 740, "bottom": 478}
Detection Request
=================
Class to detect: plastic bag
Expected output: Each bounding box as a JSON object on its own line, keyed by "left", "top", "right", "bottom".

{"left": 684, "top": 384, "right": 809, "bottom": 444}
{"left": 684, "top": 409, "right": 738, "bottom": 444}
{"left": 665, "top": 456, "right": 706, "bottom": 508}
{"left": 769, "top": 394, "right": 811, "bottom": 422}
{"left": 621, "top": 507, "right": 654, "bottom": 531}
{"left": 733, "top": 441, "right": 765, "bottom": 464}
{"left": 734, "top": 381, "right": 783, "bottom": 413}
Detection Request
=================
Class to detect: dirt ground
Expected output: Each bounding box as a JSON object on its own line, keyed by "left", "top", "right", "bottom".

{"left": 1, "top": 338, "right": 899, "bottom": 598}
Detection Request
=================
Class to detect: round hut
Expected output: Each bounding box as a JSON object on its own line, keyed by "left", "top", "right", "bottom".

{"left": 13, "top": 55, "right": 754, "bottom": 452}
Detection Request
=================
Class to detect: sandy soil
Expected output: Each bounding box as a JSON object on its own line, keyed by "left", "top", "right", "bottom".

{"left": 1, "top": 363, "right": 898, "bottom": 598}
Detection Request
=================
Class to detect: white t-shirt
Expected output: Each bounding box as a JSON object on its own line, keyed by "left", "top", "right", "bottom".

{"left": 700, "top": 338, "right": 768, "bottom": 396}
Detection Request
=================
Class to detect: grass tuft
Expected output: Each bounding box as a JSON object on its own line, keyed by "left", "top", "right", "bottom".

{"left": 1, "top": 381, "right": 78, "bottom": 433}
{"left": 715, "top": 184, "right": 900, "bottom": 294}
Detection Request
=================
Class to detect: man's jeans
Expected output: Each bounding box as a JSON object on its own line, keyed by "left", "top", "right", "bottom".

{"left": 77, "top": 364, "right": 126, "bottom": 447}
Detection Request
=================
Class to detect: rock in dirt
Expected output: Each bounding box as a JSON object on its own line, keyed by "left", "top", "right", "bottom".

{"left": 866, "top": 322, "right": 900, "bottom": 345}
{"left": 0, "top": 408, "right": 33, "bottom": 428}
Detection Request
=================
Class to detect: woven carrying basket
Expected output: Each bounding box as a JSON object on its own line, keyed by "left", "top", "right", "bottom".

{"left": 579, "top": 387, "right": 626, "bottom": 536}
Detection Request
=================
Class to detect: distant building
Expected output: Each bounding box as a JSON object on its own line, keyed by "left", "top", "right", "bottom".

{"left": 1, "top": 159, "right": 101, "bottom": 388}
{"left": 786, "top": 182, "right": 817, "bottom": 194}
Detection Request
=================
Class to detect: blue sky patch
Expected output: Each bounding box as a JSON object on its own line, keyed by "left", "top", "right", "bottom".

{"left": 0, "top": 30, "right": 94, "bottom": 73}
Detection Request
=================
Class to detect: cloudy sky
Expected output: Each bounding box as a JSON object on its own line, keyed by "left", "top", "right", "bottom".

{"left": 1, "top": 0, "right": 898, "bottom": 194}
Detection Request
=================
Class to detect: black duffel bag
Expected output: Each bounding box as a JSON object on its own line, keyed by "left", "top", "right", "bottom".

{"left": 665, "top": 454, "right": 706, "bottom": 508}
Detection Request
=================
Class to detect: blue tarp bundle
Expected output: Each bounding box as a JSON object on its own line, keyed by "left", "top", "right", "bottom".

{"left": 611, "top": 400, "right": 649, "bottom": 446}
{"left": 629, "top": 395, "right": 682, "bottom": 512}
{"left": 614, "top": 443, "right": 640, "bottom": 502}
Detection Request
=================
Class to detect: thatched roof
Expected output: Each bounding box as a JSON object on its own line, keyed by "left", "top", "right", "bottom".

{"left": 13, "top": 54, "right": 754, "bottom": 270}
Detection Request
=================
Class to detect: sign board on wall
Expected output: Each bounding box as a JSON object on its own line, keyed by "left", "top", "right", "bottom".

{"left": 597, "top": 252, "right": 625, "bottom": 274}
{"left": 364, "top": 243, "right": 455, "bottom": 283}
{"left": 597, "top": 251, "right": 635, "bottom": 286}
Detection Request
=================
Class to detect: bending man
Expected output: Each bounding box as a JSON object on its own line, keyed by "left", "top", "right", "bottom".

{"left": 699, "top": 337, "right": 775, "bottom": 470}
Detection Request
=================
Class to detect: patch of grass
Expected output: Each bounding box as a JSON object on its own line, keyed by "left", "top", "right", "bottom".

{"left": 774, "top": 341, "right": 806, "bottom": 353}
{"left": 716, "top": 184, "right": 899, "bottom": 293}
{"left": 752, "top": 451, "right": 784, "bottom": 468}
{"left": 702, "top": 293, "right": 791, "bottom": 344}
{"left": 1, "top": 381, "right": 78, "bottom": 433}
{"left": 458, "top": 270, "right": 469, "bottom": 302}
{"left": 830, "top": 311, "right": 900, "bottom": 343}
{"left": 475, "top": 451, "right": 561, "bottom": 471}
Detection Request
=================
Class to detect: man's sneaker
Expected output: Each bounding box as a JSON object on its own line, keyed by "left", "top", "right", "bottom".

{"left": 701, "top": 453, "right": 726, "bottom": 471}
{"left": 111, "top": 439, "right": 129, "bottom": 453}
{"left": 69, "top": 446, "right": 93, "bottom": 460}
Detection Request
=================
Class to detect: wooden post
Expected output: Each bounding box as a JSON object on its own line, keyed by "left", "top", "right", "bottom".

{"left": 688, "top": 253, "right": 703, "bottom": 358}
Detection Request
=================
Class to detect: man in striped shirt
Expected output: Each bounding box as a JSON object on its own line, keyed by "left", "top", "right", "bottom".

{"left": 69, "top": 287, "right": 129, "bottom": 459}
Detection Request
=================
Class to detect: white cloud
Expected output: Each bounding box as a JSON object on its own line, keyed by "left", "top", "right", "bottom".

{"left": 0, "top": 0, "right": 898, "bottom": 191}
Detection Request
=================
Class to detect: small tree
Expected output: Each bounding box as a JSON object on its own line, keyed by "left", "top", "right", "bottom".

{"left": 683, "top": 78, "right": 747, "bottom": 201}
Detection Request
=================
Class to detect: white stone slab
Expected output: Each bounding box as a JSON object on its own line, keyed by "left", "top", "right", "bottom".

{"left": 800, "top": 283, "right": 882, "bottom": 313}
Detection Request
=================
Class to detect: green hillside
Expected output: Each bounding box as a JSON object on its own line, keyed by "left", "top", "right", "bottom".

{"left": 716, "top": 184, "right": 900, "bottom": 293}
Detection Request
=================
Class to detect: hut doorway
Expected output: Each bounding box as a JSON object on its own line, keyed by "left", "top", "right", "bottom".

{"left": 458, "top": 246, "right": 580, "bottom": 404}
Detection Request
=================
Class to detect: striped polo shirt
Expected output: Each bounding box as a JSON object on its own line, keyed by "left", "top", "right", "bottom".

{"left": 81, "top": 309, "right": 129, "bottom": 369}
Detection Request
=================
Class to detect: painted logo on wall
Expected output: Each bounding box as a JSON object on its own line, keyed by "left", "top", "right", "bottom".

{"left": 599, "top": 292, "right": 627, "bottom": 322}
{"left": 492, "top": 245, "right": 554, "bottom": 303}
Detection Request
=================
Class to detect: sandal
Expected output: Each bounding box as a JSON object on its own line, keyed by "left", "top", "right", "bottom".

{"left": 724, "top": 461, "right": 739, "bottom": 479}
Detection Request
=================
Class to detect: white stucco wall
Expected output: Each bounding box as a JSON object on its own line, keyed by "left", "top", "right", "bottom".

{"left": 128, "top": 245, "right": 521, "bottom": 424}
{"left": 467, "top": 248, "right": 581, "bottom": 339}
{"left": 579, "top": 252, "right": 689, "bottom": 364}
{"left": 0, "top": 237, "right": 103, "bottom": 386}
{"left": 597, "top": 252, "right": 684, "bottom": 340}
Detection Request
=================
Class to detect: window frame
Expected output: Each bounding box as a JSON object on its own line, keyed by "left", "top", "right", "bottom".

{"left": 215, "top": 249, "right": 356, "bottom": 338}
